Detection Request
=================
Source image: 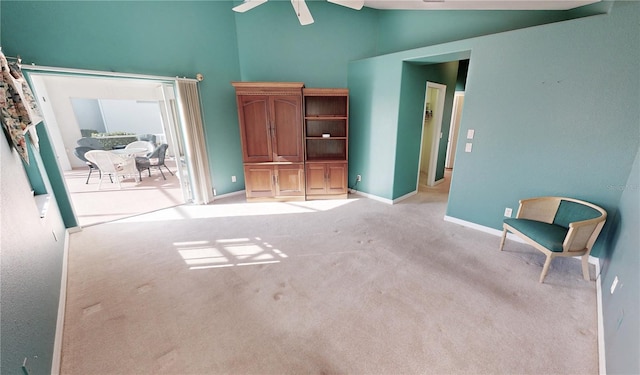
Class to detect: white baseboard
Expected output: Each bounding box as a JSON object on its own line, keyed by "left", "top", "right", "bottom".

{"left": 213, "top": 189, "right": 246, "bottom": 200}
{"left": 444, "top": 214, "right": 606, "bottom": 374}
{"left": 595, "top": 259, "right": 606, "bottom": 375}
{"left": 51, "top": 229, "right": 71, "bottom": 375}
{"left": 349, "top": 190, "right": 393, "bottom": 205}
{"left": 393, "top": 190, "right": 417, "bottom": 204}
{"left": 443, "top": 215, "right": 527, "bottom": 244}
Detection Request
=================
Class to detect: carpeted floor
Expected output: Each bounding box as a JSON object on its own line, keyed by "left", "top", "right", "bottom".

{"left": 61, "top": 173, "right": 597, "bottom": 374}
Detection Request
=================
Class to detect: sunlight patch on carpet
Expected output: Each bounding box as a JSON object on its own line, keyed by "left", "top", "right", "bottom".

{"left": 175, "top": 237, "right": 289, "bottom": 270}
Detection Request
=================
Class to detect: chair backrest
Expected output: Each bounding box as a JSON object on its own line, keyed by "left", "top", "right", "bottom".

{"left": 85, "top": 150, "right": 120, "bottom": 174}
{"left": 148, "top": 144, "right": 169, "bottom": 163}
{"left": 77, "top": 137, "right": 104, "bottom": 150}
{"left": 136, "top": 134, "right": 157, "bottom": 144}
{"left": 126, "top": 141, "right": 155, "bottom": 155}
{"left": 553, "top": 200, "right": 603, "bottom": 229}
{"left": 73, "top": 146, "right": 94, "bottom": 164}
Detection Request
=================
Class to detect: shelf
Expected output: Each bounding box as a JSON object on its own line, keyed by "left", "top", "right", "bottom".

{"left": 305, "top": 137, "right": 347, "bottom": 140}
{"left": 304, "top": 96, "right": 348, "bottom": 117}
{"left": 305, "top": 115, "right": 347, "bottom": 120}
{"left": 305, "top": 119, "right": 346, "bottom": 138}
{"left": 306, "top": 157, "right": 347, "bottom": 162}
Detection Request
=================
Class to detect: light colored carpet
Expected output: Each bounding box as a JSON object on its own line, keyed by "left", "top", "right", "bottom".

{"left": 62, "top": 177, "right": 597, "bottom": 375}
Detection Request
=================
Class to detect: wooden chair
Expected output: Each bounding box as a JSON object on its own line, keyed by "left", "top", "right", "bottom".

{"left": 499, "top": 197, "right": 607, "bottom": 283}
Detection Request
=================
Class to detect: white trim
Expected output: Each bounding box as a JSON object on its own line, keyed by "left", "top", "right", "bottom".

{"left": 349, "top": 190, "right": 393, "bottom": 205}
{"left": 51, "top": 230, "right": 71, "bottom": 375}
{"left": 67, "top": 226, "right": 82, "bottom": 234}
{"left": 393, "top": 190, "right": 417, "bottom": 204}
{"left": 214, "top": 189, "right": 246, "bottom": 200}
{"left": 22, "top": 64, "right": 198, "bottom": 83}
{"left": 444, "top": 215, "right": 526, "bottom": 243}
{"left": 416, "top": 82, "right": 447, "bottom": 189}
{"left": 595, "top": 259, "right": 606, "bottom": 375}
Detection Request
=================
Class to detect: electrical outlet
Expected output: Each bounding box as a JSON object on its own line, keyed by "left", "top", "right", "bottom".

{"left": 231, "top": 175, "right": 236, "bottom": 183}
{"left": 504, "top": 207, "right": 513, "bottom": 217}
{"left": 356, "top": 175, "right": 362, "bottom": 182}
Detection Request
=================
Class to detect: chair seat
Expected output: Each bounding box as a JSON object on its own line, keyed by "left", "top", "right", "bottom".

{"left": 504, "top": 218, "right": 568, "bottom": 252}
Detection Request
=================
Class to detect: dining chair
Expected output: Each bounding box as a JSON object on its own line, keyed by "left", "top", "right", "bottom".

{"left": 84, "top": 150, "right": 139, "bottom": 190}
{"left": 135, "top": 143, "right": 174, "bottom": 180}
{"left": 125, "top": 141, "right": 155, "bottom": 156}
{"left": 73, "top": 146, "right": 103, "bottom": 184}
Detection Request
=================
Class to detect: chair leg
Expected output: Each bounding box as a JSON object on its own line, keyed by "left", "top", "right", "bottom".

{"left": 162, "top": 164, "right": 174, "bottom": 176}
{"left": 581, "top": 255, "right": 591, "bottom": 281}
{"left": 540, "top": 255, "right": 553, "bottom": 283}
{"left": 86, "top": 167, "right": 93, "bottom": 184}
{"left": 158, "top": 167, "right": 166, "bottom": 180}
{"left": 499, "top": 228, "right": 508, "bottom": 251}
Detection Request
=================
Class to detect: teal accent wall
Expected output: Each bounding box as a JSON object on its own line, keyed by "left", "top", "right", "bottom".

{"left": 1, "top": 1, "right": 243, "bottom": 196}
{"left": 36, "top": 123, "right": 78, "bottom": 228}
{"left": 445, "top": 3, "right": 639, "bottom": 251}
{"left": 235, "top": 1, "right": 378, "bottom": 88}
{"left": 22, "top": 132, "right": 47, "bottom": 196}
{"left": 1, "top": 131, "right": 67, "bottom": 375}
{"left": 376, "top": 2, "right": 612, "bottom": 55}
{"left": 347, "top": 58, "right": 403, "bottom": 199}
{"left": 600, "top": 145, "right": 640, "bottom": 375}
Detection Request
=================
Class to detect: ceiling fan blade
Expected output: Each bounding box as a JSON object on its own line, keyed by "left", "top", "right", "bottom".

{"left": 291, "top": 0, "right": 314, "bottom": 25}
{"left": 327, "top": 0, "right": 364, "bottom": 10}
{"left": 232, "top": 0, "right": 268, "bottom": 13}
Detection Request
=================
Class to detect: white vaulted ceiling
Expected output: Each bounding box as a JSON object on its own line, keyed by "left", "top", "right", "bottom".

{"left": 363, "top": 0, "right": 600, "bottom": 10}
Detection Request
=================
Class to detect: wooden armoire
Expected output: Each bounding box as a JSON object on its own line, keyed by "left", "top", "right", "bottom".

{"left": 232, "top": 82, "right": 348, "bottom": 201}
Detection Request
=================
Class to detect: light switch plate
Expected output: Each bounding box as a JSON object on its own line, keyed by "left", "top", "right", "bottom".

{"left": 465, "top": 143, "right": 473, "bottom": 152}
{"left": 467, "top": 129, "right": 475, "bottom": 139}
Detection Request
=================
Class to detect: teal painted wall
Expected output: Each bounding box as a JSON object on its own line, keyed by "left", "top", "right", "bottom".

{"left": 1, "top": 1, "right": 243, "bottom": 196}
{"left": 376, "top": 3, "right": 611, "bottom": 55}
{"left": 444, "top": 3, "right": 639, "bottom": 251}
{"left": 347, "top": 58, "right": 403, "bottom": 199}
{"left": 1, "top": 132, "right": 67, "bottom": 374}
{"left": 235, "top": 1, "right": 378, "bottom": 87}
{"left": 36, "top": 124, "right": 78, "bottom": 228}
{"left": 350, "top": 2, "right": 638, "bottom": 249}
{"left": 600, "top": 145, "right": 640, "bottom": 375}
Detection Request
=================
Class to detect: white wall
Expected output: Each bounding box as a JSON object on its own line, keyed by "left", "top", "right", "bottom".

{"left": 99, "top": 99, "right": 164, "bottom": 135}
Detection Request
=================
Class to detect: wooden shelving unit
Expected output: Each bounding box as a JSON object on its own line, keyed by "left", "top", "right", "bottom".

{"left": 303, "top": 88, "right": 349, "bottom": 199}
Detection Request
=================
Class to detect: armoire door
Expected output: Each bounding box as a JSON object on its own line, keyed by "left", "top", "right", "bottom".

{"left": 271, "top": 95, "right": 303, "bottom": 162}
{"left": 238, "top": 96, "right": 272, "bottom": 163}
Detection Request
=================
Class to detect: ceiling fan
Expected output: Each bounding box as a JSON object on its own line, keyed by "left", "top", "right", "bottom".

{"left": 232, "top": 0, "right": 365, "bottom": 26}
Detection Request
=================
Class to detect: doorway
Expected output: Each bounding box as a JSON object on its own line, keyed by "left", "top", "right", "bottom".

{"left": 417, "top": 81, "right": 447, "bottom": 188}
{"left": 445, "top": 92, "right": 465, "bottom": 169}
{"left": 28, "top": 73, "right": 193, "bottom": 226}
